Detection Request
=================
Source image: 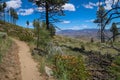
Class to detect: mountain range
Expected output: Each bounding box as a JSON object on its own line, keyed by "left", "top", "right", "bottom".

{"left": 56, "top": 29, "right": 112, "bottom": 39}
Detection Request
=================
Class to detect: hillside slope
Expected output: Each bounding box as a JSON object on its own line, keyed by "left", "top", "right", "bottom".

{"left": 0, "top": 21, "right": 34, "bottom": 41}
{"left": 0, "top": 37, "right": 21, "bottom": 80}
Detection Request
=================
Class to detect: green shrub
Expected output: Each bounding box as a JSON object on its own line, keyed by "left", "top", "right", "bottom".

{"left": 91, "top": 38, "right": 94, "bottom": 43}
{"left": 108, "top": 55, "right": 120, "bottom": 79}
{"left": 18, "top": 32, "right": 34, "bottom": 42}
{"left": 52, "top": 54, "right": 89, "bottom": 80}
{"left": 81, "top": 45, "right": 85, "bottom": 51}
{"left": 39, "top": 57, "right": 46, "bottom": 74}
{"left": 37, "top": 29, "right": 51, "bottom": 51}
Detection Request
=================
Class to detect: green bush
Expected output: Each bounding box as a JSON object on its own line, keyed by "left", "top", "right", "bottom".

{"left": 81, "top": 45, "right": 85, "bottom": 51}
{"left": 91, "top": 38, "right": 94, "bottom": 43}
{"left": 18, "top": 31, "right": 34, "bottom": 42}
{"left": 39, "top": 57, "right": 46, "bottom": 74}
{"left": 52, "top": 54, "right": 89, "bottom": 80}
{"left": 108, "top": 55, "right": 120, "bottom": 80}
{"left": 37, "top": 29, "right": 51, "bottom": 50}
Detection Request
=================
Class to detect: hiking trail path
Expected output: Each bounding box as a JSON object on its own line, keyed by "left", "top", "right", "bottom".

{"left": 13, "top": 39, "right": 44, "bottom": 80}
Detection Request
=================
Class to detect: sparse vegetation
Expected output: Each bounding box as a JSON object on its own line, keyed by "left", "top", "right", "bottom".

{"left": 110, "top": 23, "right": 119, "bottom": 42}
{"left": 0, "top": 32, "right": 12, "bottom": 63}
{"left": 52, "top": 54, "right": 89, "bottom": 80}
{"left": 107, "top": 55, "right": 120, "bottom": 80}
{"left": 0, "top": 0, "right": 120, "bottom": 80}
{"left": 0, "top": 19, "right": 120, "bottom": 80}
{"left": 31, "top": 33, "right": 120, "bottom": 79}
{"left": 0, "top": 20, "right": 34, "bottom": 42}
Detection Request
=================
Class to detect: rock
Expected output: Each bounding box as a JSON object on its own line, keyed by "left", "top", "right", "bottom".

{"left": 45, "top": 66, "right": 53, "bottom": 77}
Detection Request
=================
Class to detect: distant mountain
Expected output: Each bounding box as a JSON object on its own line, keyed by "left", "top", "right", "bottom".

{"left": 56, "top": 29, "right": 111, "bottom": 39}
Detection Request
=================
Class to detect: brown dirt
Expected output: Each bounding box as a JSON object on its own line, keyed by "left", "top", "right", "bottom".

{"left": 0, "top": 38, "right": 54, "bottom": 80}
{"left": 13, "top": 39, "right": 44, "bottom": 80}
{"left": 0, "top": 42, "right": 22, "bottom": 80}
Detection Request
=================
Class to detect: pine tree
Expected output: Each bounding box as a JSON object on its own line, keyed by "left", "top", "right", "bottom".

{"left": 49, "top": 23, "right": 56, "bottom": 37}
{"left": 9, "top": 8, "right": 18, "bottom": 24}
{"left": 13, "top": 10, "right": 18, "bottom": 24}
{"left": 94, "top": 6, "right": 108, "bottom": 43}
{"left": 29, "top": 0, "right": 68, "bottom": 30}
{"left": 9, "top": 7, "right": 14, "bottom": 23}
{"left": 33, "top": 19, "right": 40, "bottom": 49}
{"left": 0, "top": 4, "right": 3, "bottom": 20}
{"left": 0, "top": 2, "right": 6, "bottom": 22}
{"left": 3, "top": 2, "right": 6, "bottom": 22}
{"left": 110, "top": 23, "right": 119, "bottom": 42}
{"left": 26, "top": 20, "right": 29, "bottom": 28}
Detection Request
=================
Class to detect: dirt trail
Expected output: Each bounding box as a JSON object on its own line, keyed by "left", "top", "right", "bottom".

{"left": 13, "top": 39, "right": 43, "bottom": 80}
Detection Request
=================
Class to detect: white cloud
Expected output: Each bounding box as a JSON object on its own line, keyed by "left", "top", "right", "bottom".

{"left": 36, "top": 7, "right": 45, "bottom": 12}
{"left": 81, "top": 24, "right": 88, "bottom": 29}
{"left": 96, "top": 2, "right": 103, "bottom": 6}
{"left": 83, "top": 4, "right": 93, "bottom": 9}
{"left": 6, "top": 0, "right": 22, "bottom": 9}
{"left": 62, "top": 20, "right": 71, "bottom": 24}
{"left": 83, "top": 2, "right": 103, "bottom": 9}
{"left": 35, "top": 3, "right": 76, "bottom": 12}
{"left": 104, "top": 4, "right": 112, "bottom": 10}
{"left": 36, "top": 4, "right": 76, "bottom": 12}
{"left": 104, "top": 0, "right": 115, "bottom": 10}
{"left": 104, "top": 0, "right": 119, "bottom": 10}
{"left": 18, "top": 8, "right": 34, "bottom": 16}
{"left": 83, "top": 2, "right": 97, "bottom": 9}
{"left": 62, "top": 3, "right": 76, "bottom": 11}
{"left": 85, "top": 19, "right": 94, "bottom": 22}
{"left": 83, "top": 0, "right": 119, "bottom": 10}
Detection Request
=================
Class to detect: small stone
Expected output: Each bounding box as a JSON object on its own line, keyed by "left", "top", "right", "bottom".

{"left": 45, "top": 66, "right": 53, "bottom": 77}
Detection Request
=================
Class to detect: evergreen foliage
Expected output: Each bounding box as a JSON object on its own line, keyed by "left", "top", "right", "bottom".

{"left": 94, "top": 6, "right": 108, "bottom": 43}
{"left": 110, "top": 23, "right": 119, "bottom": 42}
{"left": 29, "top": 0, "right": 68, "bottom": 30}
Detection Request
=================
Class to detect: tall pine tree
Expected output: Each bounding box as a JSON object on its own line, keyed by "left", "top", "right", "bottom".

{"left": 94, "top": 5, "right": 108, "bottom": 43}
{"left": 110, "top": 23, "right": 119, "bottom": 42}
{"left": 29, "top": 0, "right": 68, "bottom": 30}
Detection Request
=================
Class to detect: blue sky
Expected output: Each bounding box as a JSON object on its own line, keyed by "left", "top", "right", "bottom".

{"left": 5, "top": 0, "right": 117, "bottom": 30}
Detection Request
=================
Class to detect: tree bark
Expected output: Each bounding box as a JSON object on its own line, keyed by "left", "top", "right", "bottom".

{"left": 45, "top": 1, "right": 49, "bottom": 30}
{"left": 113, "top": 31, "right": 115, "bottom": 42}
{"left": 4, "top": 10, "right": 5, "bottom": 23}
{"left": 36, "top": 27, "right": 40, "bottom": 49}
{"left": 101, "top": 19, "right": 105, "bottom": 43}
